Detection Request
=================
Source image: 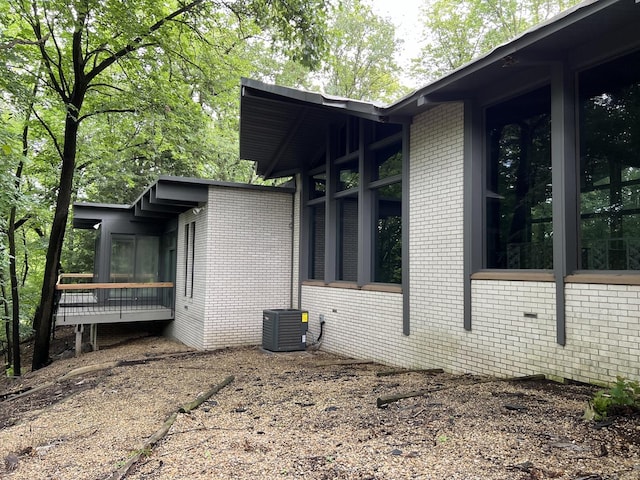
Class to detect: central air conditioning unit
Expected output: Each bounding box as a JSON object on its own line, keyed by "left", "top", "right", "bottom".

{"left": 262, "top": 309, "right": 308, "bottom": 352}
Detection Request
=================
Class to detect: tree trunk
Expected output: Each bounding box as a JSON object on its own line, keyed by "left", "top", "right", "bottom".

{"left": 7, "top": 119, "right": 27, "bottom": 376}
{"left": 1, "top": 280, "right": 11, "bottom": 372}
{"left": 9, "top": 202, "right": 21, "bottom": 376}
{"left": 32, "top": 113, "right": 80, "bottom": 370}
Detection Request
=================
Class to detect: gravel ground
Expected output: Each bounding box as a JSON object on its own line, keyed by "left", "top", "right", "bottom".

{"left": 1, "top": 328, "right": 639, "bottom": 480}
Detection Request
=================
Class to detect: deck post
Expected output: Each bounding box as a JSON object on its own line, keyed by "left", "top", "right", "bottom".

{"left": 90, "top": 324, "right": 98, "bottom": 351}
{"left": 75, "top": 324, "right": 84, "bottom": 357}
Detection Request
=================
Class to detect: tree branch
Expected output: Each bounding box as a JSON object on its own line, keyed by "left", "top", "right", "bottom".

{"left": 43, "top": 5, "right": 69, "bottom": 94}
{"left": 31, "top": 108, "right": 63, "bottom": 161}
{"left": 0, "top": 34, "right": 50, "bottom": 50}
{"left": 78, "top": 108, "right": 136, "bottom": 122}
{"left": 86, "top": 0, "right": 206, "bottom": 83}
{"left": 28, "top": 1, "right": 67, "bottom": 101}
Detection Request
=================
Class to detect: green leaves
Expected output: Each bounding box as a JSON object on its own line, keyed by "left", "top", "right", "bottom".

{"left": 412, "top": 0, "right": 582, "bottom": 82}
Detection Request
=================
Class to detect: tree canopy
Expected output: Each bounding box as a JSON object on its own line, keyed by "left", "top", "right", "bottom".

{"left": 411, "top": 0, "right": 581, "bottom": 82}
{"left": 1, "top": 0, "right": 330, "bottom": 370}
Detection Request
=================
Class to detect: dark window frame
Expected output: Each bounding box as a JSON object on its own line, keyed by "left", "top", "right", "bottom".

{"left": 304, "top": 117, "right": 404, "bottom": 286}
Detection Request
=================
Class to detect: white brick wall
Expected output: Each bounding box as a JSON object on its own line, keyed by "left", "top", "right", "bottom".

{"left": 167, "top": 185, "right": 293, "bottom": 350}
{"left": 300, "top": 103, "right": 640, "bottom": 385}
{"left": 203, "top": 186, "right": 292, "bottom": 349}
{"left": 302, "top": 285, "right": 406, "bottom": 365}
{"left": 166, "top": 208, "right": 207, "bottom": 350}
{"left": 470, "top": 280, "right": 557, "bottom": 377}
{"left": 564, "top": 284, "right": 640, "bottom": 383}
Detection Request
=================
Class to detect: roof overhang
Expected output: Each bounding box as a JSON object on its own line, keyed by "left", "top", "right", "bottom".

{"left": 240, "top": 79, "right": 410, "bottom": 179}
{"left": 387, "top": 0, "right": 640, "bottom": 117}
{"left": 239, "top": 0, "right": 640, "bottom": 179}
{"left": 73, "top": 176, "right": 295, "bottom": 229}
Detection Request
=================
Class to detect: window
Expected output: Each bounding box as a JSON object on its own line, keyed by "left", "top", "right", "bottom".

{"left": 184, "top": 226, "right": 189, "bottom": 296}
{"left": 110, "top": 235, "right": 159, "bottom": 283}
{"left": 579, "top": 50, "right": 640, "bottom": 270}
{"left": 190, "top": 222, "right": 195, "bottom": 297}
{"left": 309, "top": 203, "right": 325, "bottom": 280}
{"left": 184, "top": 221, "right": 196, "bottom": 297}
{"left": 305, "top": 118, "right": 404, "bottom": 285}
{"left": 338, "top": 196, "right": 358, "bottom": 281}
{"left": 374, "top": 183, "right": 402, "bottom": 283}
{"left": 485, "top": 86, "right": 553, "bottom": 269}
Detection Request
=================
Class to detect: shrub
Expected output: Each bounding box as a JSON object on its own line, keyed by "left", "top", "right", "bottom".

{"left": 586, "top": 376, "right": 640, "bottom": 420}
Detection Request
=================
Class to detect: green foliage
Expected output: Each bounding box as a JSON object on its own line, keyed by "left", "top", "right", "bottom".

{"left": 586, "top": 376, "right": 640, "bottom": 420}
{"left": 255, "top": 0, "right": 407, "bottom": 103}
{"left": 412, "top": 0, "right": 582, "bottom": 82}
{"left": 318, "top": 0, "right": 407, "bottom": 102}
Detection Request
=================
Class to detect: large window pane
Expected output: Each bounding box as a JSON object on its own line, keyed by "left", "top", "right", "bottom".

{"left": 579, "top": 50, "right": 640, "bottom": 270}
{"left": 374, "top": 183, "right": 402, "bottom": 283}
{"left": 110, "top": 235, "right": 134, "bottom": 282}
{"left": 338, "top": 197, "right": 358, "bottom": 282}
{"left": 485, "top": 86, "right": 553, "bottom": 269}
{"left": 136, "top": 236, "right": 159, "bottom": 282}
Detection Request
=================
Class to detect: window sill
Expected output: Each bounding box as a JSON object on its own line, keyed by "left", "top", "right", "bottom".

{"left": 301, "top": 280, "right": 402, "bottom": 294}
{"left": 565, "top": 273, "right": 640, "bottom": 285}
{"left": 471, "top": 271, "right": 555, "bottom": 282}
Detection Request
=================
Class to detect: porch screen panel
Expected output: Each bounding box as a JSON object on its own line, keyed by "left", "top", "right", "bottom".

{"left": 579, "top": 50, "right": 640, "bottom": 270}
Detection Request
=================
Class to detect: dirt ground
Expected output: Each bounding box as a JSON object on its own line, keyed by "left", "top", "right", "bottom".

{"left": 1, "top": 327, "right": 639, "bottom": 480}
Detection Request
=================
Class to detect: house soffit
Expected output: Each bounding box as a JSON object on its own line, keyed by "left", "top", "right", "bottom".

{"left": 240, "top": 78, "right": 398, "bottom": 179}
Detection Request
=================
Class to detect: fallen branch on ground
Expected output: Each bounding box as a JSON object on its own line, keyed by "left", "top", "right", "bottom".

{"left": 0, "top": 350, "right": 210, "bottom": 403}
{"left": 376, "top": 374, "right": 546, "bottom": 408}
{"left": 376, "top": 368, "right": 444, "bottom": 377}
{"left": 314, "top": 360, "right": 374, "bottom": 367}
{"left": 108, "top": 375, "right": 234, "bottom": 480}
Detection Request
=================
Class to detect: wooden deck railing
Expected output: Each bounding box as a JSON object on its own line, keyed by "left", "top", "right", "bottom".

{"left": 54, "top": 274, "right": 175, "bottom": 324}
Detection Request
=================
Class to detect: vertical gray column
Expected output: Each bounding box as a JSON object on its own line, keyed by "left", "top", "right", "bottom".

{"left": 324, "top": 129, "right": 337, "bottom": 283}
{"left": 358, "top": 118, "right": 373, "bottom": 286}
{"left": 298, "top": 172, "right": 309, "bottom": 308}
{"left": 551, "top": 63, "right": 577, "bottom": 346}
{"left": 402, "top": 123, "right": 411, "bottom": 336}
{"left": 463, "top": 100, "right": 483, "bottom": 331}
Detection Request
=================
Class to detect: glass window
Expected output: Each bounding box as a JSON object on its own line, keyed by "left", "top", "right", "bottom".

{"left": 305, "top": 118, "right": 404, "bottom": 285}
{"left": 110, "top": 235, "right": 159, "bottom": 283}
{"left": 135, "top": 236, "right": 160, "bottom": 283}
{"left": 579, "top": 50, "right": 640, "bottom": 270}
{"left": 111, "top": 235, "right": 135, "bottom": 283}
{"left": 374, "top": 183, "right": 402, "bottom": 283}
{"left": 338, "top": 197, "right": 358, "bottom": 282}
{"left": 309, "top": 172, "right": 326, "bottom": 199}
{"left": 374, "top": 142, "right": 402, "bottom": 181}
{"left": 184, "top": 226, "right": 189, "bottom": 295}
{"left": 485, "top": 86, "right": 553, "bottom": 269}
{"left": 338, "top": 160, "right": 359, "bottom": 191}
{"left": 310, "top": 204, "right": 325, "bottom": 280}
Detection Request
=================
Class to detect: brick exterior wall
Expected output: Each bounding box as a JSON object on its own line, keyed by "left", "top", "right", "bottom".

{"left": 166, "top": 208, "right": 207, "bottom": 350}
{"left": 203, "top": 186, "right": 292, "bottom": 349}
{"left": 167, "top": 185, "right": 293, "bottom": 350}
{"left": 299, "top": 102, "right": 640, "bottom": 385}
{"left": 564, "top": 284, "right": 640, "bottom": 383}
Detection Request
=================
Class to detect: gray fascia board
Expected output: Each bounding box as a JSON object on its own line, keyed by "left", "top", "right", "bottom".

{"left": 140, "top": 194, "right": 185, "bottom": 214}
{"left": 384, "top": 0, "right": 613, "bottom": 116}
{"left": 241, "top": 78, "right": 385, "bottom": 118}
{"left": 155, "top": 181, "right": 208, "bottom": 204}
